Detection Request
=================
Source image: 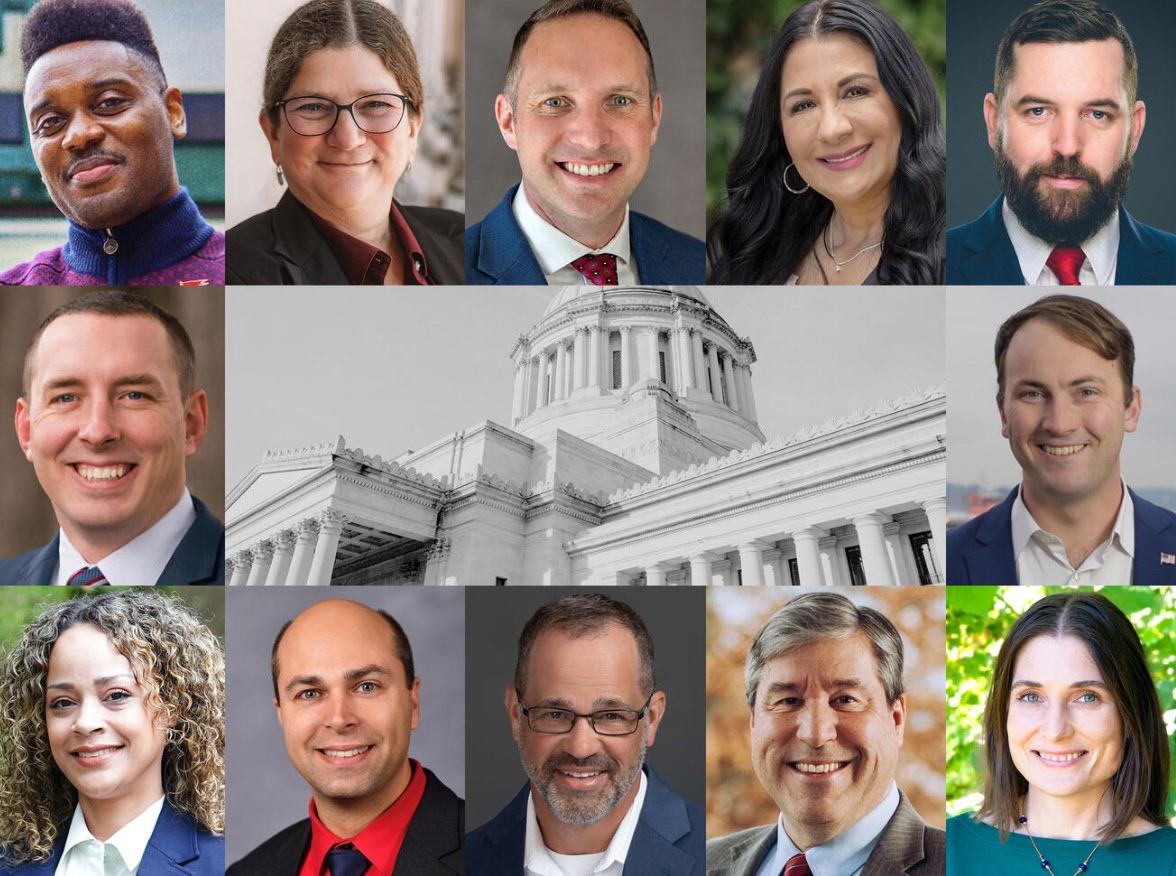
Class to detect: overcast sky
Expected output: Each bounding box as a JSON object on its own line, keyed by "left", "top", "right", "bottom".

{"left": 226, "top": 286, "right": 945, "bottom": 492}
{"left": 947, "top": 287, "right": 1176, "bottom": 490}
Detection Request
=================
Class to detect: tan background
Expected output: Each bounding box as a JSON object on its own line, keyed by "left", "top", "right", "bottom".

{"left": 0, "top": 288, "right": 224, "bottom": 559}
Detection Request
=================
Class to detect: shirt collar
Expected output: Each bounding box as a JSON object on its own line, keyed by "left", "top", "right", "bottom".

{"left": 523, "top": 768, "right": 648, "bottom": 876}
{"left": 303, "top": 758, "right": 427, "bottom": 876}
{"left": 1011, "top": 479, "right": 1135, "bottom": 559}
{"left": 1002, "top": 198, "right": 1119, "bottom": 285}
{"left": 55, "top": 490, "right": 197, "bottom": 586}
{"left": 511, "top": 182, "right": 632, "bottom": 276}
{"left": 60, "top": 796, "right": 165, "bottom": 873}
{"left": 765, "top": 784, "right": 900, "bottom": 876}
{"left": 307, "top": 201, "right": 430, "bottom": 285}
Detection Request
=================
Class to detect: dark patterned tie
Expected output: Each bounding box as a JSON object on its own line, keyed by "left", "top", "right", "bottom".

{"left": 68, "top": 566, "right": 108, "bottom": 586}
{"left": 782, "top": 851, "right": 812, "bottom": 876}
{"left": 325, "top": 846, "right": 369, "bottom": 876}
{"left": 571, "top": 252, "right": 619, "bottom": 286}
{"left": 1046, "top": 246, "right": 1085, "bottom": 285}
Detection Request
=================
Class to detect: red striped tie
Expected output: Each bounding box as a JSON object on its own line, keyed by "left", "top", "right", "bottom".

{"left": 783, "top": 852, "right": 812, "bottom": 876}
{"left": 68, "top": 566, "right": 108, "bottom": 586}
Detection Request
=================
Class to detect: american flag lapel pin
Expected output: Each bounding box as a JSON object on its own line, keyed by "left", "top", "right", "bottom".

{"left": 1161, "top": 552, "right": 1176, "bottom": 565}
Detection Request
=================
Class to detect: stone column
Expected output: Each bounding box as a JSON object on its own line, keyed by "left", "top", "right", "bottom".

{"left": 645, "top": 563, "right": 669, "bottom": 586}
{"left": 919, "top": 496, "right": 947, "bottom": 582}
{"left": 737, "top": 540, "right": 771, "bottom": 586}
{"left": 587, "top": 325, "right": 601, "bottom": 388}
{"left": 287, "top": 517, "right": 320, "bottom": 586}
{"left": 554, "top": 342, "right": 568, "bottom": 401}
{"left": 742, "top": 364, "right": 759, "bottom": 422}
{"left": 792, "top": 527, "right": 827, "bottom": 586}
{"left": 620, "top": 326, "right": 633, "bottom": 387}
{"left": 643, "top": 326, "right": 660, "bottom": 381}
{"left": 883, "top": 522, "right": 914, "bottom": 585}
{"left": 689, "top": 552, "right": 717, "bottom": 586}
{"left": 536, "top": 350, "right": 550, "bottom": 409}
{"left": 819, "top": 535, "right": 843, "bottom": 586}
{"left": 511, "top": 359, "right": 526, "bottom": 424}
{"left": 692, "top": 328, "right": 707, "bottom": 394}
{"left": 706, "top": 343, "right": 722, "bottom": 401}
{"left": 762, "top": 548, "right": 783, "bottom": 586}
{"left": 732, "top": 359, "right": 748, "bottom": 414}
{"left": 573, "top": 327, "right": 588, "bottom": 390}
{"left": 672, "top": 327, "right": 688, "bottom": 391}
{"left": 265, "top": 529, "right": 296, "bottom": 585}
{"left": 721, "top": 353, "right": 740, "bottom": 412}
{"left": 245, "top": 540, "right": 273, "bottom": 587}
{"left": 852, "top": 512, "right": 897, "bottom": 586}
{"left": 307, "top": 510, "right": 347, "bottom": 586}
{"left": 227, "top": 552, "right": 251, "bottom": 587}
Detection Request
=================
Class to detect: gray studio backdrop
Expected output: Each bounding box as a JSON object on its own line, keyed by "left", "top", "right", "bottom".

{"left": 464, "top": 0, "right": 706, "bottom": 239}
{"left": 464, "top": 587, "right": 705, "bottom": 831}
{"left": 225, "top": 587, "right": 465, "bottom": 866}
{"left": 947, "top": 0, "right": 1176, "bottom": 230}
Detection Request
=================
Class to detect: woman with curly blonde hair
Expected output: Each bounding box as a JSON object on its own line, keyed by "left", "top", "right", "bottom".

{"left": 0, "top": 589, "right": 224, "bottom": 873}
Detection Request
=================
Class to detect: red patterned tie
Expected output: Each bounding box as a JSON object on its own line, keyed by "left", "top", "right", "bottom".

{"left": 571, "top": 252, "right": 619, "bottom": 286}
{"left": 68, "top": 566, "right": 107, "bottom": 586}
{"left": 1045, "top": 246, "right": 1085, "bottom": 285}
{"left": 782, "top": 852, "right": 812, "bottom": 876}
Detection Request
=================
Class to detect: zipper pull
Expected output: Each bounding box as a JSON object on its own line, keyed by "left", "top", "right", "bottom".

{"left": 103, "top": 228, "right": 119, "bottom": 255}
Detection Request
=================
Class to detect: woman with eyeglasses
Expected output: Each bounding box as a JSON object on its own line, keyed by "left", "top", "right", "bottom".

{"left": 226, "top": 0, "right": 463, "bottom": 285}
{"left": 0, "top": 589, "right": 224, "bottom": 874}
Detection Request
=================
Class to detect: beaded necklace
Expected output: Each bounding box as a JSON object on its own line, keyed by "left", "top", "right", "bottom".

{"left": 1019, "top": 814, "right": 1102, "bottom": 875}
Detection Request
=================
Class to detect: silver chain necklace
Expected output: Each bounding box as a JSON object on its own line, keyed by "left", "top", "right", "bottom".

{"left": 823, "top": 222, "right": 882, "bottom": 273}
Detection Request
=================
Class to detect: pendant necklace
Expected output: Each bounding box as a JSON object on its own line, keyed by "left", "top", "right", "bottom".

{"left": 823, "top": 222, "right": 881, "bottom": 273}
{"left": 1019, "top": 814, "right": 1102, "bottom": 875}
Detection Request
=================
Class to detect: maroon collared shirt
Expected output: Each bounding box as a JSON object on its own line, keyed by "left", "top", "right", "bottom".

{"left": 309, "top": 203, "right": 432, "bottom": 285}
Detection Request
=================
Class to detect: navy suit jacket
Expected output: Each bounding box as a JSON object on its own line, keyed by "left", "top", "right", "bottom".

{"left": 465, "top": 184, "right": 705, "bottom": 285}
{"left": 465, "top": 766, "right": 704, "bottom": 875}
{"left": 946, "top": 198, "right": 1176, "bottom": 284}
{"left": 0, "top": 495, "right": 225, "bottom": 586}
{"left": 946, "top": 486, "right": 1176, "bottom": 585}
{"left": 1, "top": 800, "right": 224, "bottom": 875}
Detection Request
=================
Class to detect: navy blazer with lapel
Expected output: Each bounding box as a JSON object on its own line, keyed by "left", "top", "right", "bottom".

{"left": 0, "top": 495, "right": 225, "bottom": 586}
{"left": 227, "top": 767, "right": 463, "bottom": 875}
{"left": 946, "top": 486, "right": 1176, "bottom": 585}
{"left": 225, "top": 190, "right": 465, "bottom": 285}
{"left": 465, "top": 184, "right": 706, "bottom": 285}
{"left": 465, "top": 765, "right": 704, "bottom": 876}
{"left": 1, "top": 800, "right": 223, "bottom": 875}
{"left": 946, "top": 197, "right": 1176, "bottom": 284}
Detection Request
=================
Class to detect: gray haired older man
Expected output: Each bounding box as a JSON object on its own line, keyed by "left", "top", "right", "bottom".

{"left": 706, "top": 593, "right": 945, "bottom": 876}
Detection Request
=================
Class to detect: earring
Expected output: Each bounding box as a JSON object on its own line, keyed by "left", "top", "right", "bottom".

{"left": 404, "top": 159, "right": 413, "bottom": 178}
{"left": 275, "top": 165, "right": 285, "bottom": 186}
{"left": 783, "top": 162, "right": 809, "bottom": 195}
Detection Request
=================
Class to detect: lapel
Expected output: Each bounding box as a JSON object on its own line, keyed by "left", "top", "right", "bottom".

{"left": 1115, "top": 207, "right": 1167, "bottom": 285}
{"left": 1131, "top": 490, "right": 1176, "bottom": 585}
{"left": 706, "top": 826, "right": 775, "bottom": 876}
{"left": 271, "top": 191, "right": 352, "bottom": 285}
{"left": 861, "top": 792, "right": 928, "bottom": 875}
{"left": 391, "top": 768, "right": 463, "bottom": 875}
{"left": 473, "top": 185, "right": 547, "bottom": 285}
{"left": 155, "top": 496, "right": 225, "bottom": 585}
{"left": 0, "top": 535, "right": 59, "bottom": 585}
{"left": 399, "top": 208, "right": 463, "bottom": 285}
{"left": 476, "top": 782, "right": 529, "bottom": 874}
{"left": 140, "top": 801, "right": 217, "bottom": 875}
{"left": 958, "top": 489, "right": 1020, "bottom": 585}
{"left": 628, "top": 214, "right": 705, "bottom": 285}
{"left": 957, "top": 198, "right": 1025, "bottom": 285}
{"left": 621, "top": 768, "right": 698, "bottom": 876}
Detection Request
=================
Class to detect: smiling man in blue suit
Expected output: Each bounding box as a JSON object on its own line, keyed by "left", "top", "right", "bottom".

{"left": 466, "top": 593, "right": 704, "bottom": 875}
{"left": 465, "top": 0, "right": 704, "bottom": 286}
{"left": 947, "top": 0, "right": 1176, "bottom": 285}
{"left": 947, "top": 295, "right": 1176, "bottom": 585}
{"left": 0, "top": 291, "right": 224, "bottom": 586}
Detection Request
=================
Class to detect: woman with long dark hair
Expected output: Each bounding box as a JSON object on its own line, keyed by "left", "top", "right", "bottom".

{"left": 709, "top": 0, "right": 945, "bottom": 285}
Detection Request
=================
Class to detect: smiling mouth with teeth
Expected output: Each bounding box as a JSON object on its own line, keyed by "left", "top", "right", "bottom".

{"left": 74, "top": 464, "right": 132, "bottom": 481}
{"left": 560, "top": 162, "right": 617, "bottom": 176}
{"left": 73, "top": 747, "right": 120, "bottom": 759}
{"left": 1041, "top": 444, "right": 1085, "bottom": 456}
{"left": 1036, "top": 750, "right": 1086, "bottom": 764}
{"left": 820, "top": 146, "right": 869, "bottom": 164}
{"left": 321, "top": 746, "right": 372, "bottom": 758}
{"left": 561, "top": 769, "right": 602, "bottom": 778}
{"left": 792, "top": 761, "right": 848, "bottom": 774}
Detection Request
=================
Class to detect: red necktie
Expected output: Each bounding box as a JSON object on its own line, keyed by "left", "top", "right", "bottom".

{"left": 571, "top": 252, "right": 619, "bottom": 286}
{"left": 68, "top": 566, "right": 107, "bottom": 586}
{"left": 783, "top": 852, "right": 812, "bottom": 876}
{"left": 1045, "top": 246, "right": 1085, "bottom": 285}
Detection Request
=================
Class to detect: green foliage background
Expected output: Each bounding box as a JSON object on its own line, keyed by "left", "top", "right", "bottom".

{"left": 947, "top": 586, "right": 1176, "bottom": 824}
{"left": 706, "top": 0, "right": 947, "bottom": 223}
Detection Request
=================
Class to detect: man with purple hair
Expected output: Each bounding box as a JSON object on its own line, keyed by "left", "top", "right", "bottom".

{"left": 1, "top": 0, "right": 223, "bottom": 286}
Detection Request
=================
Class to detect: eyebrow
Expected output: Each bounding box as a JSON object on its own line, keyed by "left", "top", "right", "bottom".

{"left": 28, "top": 77, "right": 140, "bottom": 118}
{"left": 528, "top": 83, "right": 646, "bottom": 98}
{"left": 783, "top": 72, "right": 878, "bottom": 102}
{"left": 47, "top": 673, "right": 136, "bottom": 691}
{"left": 1014, "top": 95, "right": 1122, "bottom": 112}
{"left": 1013, "top": 375, "right": 1109, "bottom": 391}
{"left": 530, "top": 695, "right": 637, "bottom": 710}
{"left": 39, "top": 374, "right": 167, "bottom": 394}
{"left": 1012, "top": 679, "right": 1108, "bottom": 689}
{"left": 283, "top": 665, "right": 393, "bottom": 696}
{"left": 762, "top": 678, "right": 868, "bottom": 694}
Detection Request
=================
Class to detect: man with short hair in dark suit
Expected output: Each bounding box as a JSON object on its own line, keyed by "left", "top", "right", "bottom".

{"left": 0, "top": 290, "right": 223, "bottom": 586}
{"left": 465, "top": 0, "right": 704, "bottom": 285}
{"left": 228, "top": 599, "right": 464, "bottom": 875}
{"left": 947, "top": 0, "right": 1176, "bottom": 285}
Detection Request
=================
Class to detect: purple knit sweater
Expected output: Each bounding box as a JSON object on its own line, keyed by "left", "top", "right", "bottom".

{"left": 1, "top": 189, "right": 224, "bottom": 286}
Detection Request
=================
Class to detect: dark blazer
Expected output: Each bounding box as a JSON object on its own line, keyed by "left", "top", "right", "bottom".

{"left": 466, "top": 765, "right": 704, "bottom": 876}
{"left": 226, "top": 190, "right": 465, "bottom": 285}
{"left": 946, "top": 486, "right": 1176, "bottom": 585}
{"left": 947, "top": 198, "right": 1176, "bottom": 284}
{"left": 465, "top": 184, "right": 706, "bottom": 285}
{"left": 705, "top": 790, "right": 944, "bottom": 876}
{"left": 0, "top": 495, "right": 225, "bottom": 586}
{"left": 227, "top": 768, "right": 463, "bottom": 875}
{"left": 1, "top": 800, "right": 224, "bottom": 875}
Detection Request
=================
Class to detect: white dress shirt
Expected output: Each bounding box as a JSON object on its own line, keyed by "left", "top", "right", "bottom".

{"left": 1011, "top": 482, "right": 1134, "bottom": 585}
{"left": 54, "top": 490, "right": 197, "bottom": 586}
{"left": 512, "top": 184, "right": 639, "bottom": 285}
{"left": 754, "top": 784, "right": 900, "bottom": 876}
{"left": 523, "top": 770, "right": 648, "bottom": 876}
{"left": 54, "top": 796, "right": 165, "bottom": 876}
{"left": 1003, "top": 200, "right": 1119, "bottom": 285}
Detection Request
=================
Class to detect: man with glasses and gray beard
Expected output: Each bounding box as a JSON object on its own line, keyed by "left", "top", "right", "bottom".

{"left": 947, "top": 0, "right": 1176, "bottom": 285}
{"left": 465, "top": 593, "right": 704, "bottom": 875}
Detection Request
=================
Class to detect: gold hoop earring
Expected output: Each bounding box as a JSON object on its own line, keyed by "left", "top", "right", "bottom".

{"left": 783, "top": 162, "right": 809, "bottom": 195}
